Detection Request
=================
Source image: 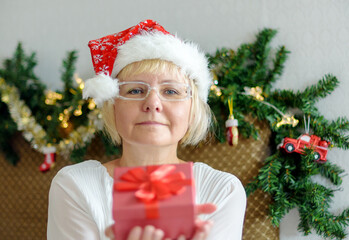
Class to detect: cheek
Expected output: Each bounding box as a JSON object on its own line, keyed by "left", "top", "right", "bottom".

{"left": 113, "top": 102, "right": 134, "bottom": 131}
{"left": 171, "top": 102, "right": 191, "bottom": 128}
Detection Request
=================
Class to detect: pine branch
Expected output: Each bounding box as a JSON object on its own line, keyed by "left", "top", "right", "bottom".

{"left": 300, "top": 74, "right": 339, "bottom": 102}
{"left": 70, "top": 145, "right": 88, "bottom": 163}
{"left": 269, "top": 185, "right": 299, "bottom": 227}
{"left": 318, "top": 162, "right": 345, "bottom": 185}
{"left": 270, "top": 89, "right": 299, "bottom": 107}
{"left": 266, "top": 46, "right": 290, "bottom": 85}
{"left": 257, "top": 154, "right": 282, "bottom": 194}
{"left": 329, "top": 117, "right": 349, "bottom": 131}
{"left": 245, "top": 178, "right": 259, "bottom": 197}
{"left": 253, "top": 28, "right": 277, "bottom": 68}
{"left": 61, "top": 51, "right": 78, "bottom": 95}
{"left": 309, "top": 115, "right": 349, "bottom": 150}
{"left": 248, "top": 28, "right": 277, "bottom": 86}
{"left": 99, "top": 132, "right": 121, "bottom": 156}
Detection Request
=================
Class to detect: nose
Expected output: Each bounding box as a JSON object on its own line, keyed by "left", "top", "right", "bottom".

{"left": 142, "top": 89, "right": 163, "bottom": 112}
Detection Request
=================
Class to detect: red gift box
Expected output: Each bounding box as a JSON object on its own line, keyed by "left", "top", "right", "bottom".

{"left": 112, "top": 162, "right": 196, "bottom": 240}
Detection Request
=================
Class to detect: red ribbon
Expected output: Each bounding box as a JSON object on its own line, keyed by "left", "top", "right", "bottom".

{"left": 114, "top": 165, "right": 192, "bottom": 219}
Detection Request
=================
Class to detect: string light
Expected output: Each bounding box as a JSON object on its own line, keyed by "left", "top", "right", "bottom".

{"left": 211, "top": 84, "right": 222, "bottom": 96}
{"left": 243, "top": 86, "right": 264, "bottom": 101}
{"left": 243, "top": 86, "right": 298, "bottom": 128}
{"left": 276, "top": 114, "right": 299, "bottom": 128}
{"left": 61, "top": 121, "right": 69, "bottom": 129}
{"left": 1, "top": 94, "right": 9, "bottom": 103}
{"left": 210, "top": 78, "right": 222, "bottom": 97}
{"left": 74, "top": 73, "right": 85, "bottom": 90}
{"left": 88, "top": 100, "right": 96, "bottom": 110}
{"left": 74, "top": 105, "right": 82, "bottom": 116}
{"left": 45, "top": 90, "right": 63, "bottom": 105}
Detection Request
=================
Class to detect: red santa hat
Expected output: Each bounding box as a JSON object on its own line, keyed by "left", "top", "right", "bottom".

{"left": 83, "top": 19, "right": 212, "bottom": 106}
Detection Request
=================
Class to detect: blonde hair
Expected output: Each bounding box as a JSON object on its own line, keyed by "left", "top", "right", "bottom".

{"left": 101, "top": 59, "right": 212, "bottom": 146}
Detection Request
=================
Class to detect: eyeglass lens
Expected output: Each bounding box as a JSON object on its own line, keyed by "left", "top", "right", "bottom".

{"left": 118, "top": 82, "right": 190, "bottom": 100}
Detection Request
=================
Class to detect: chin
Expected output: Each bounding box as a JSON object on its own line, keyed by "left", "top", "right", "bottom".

{"left": 126, "top": 136, "right": 180, "bottom": 147}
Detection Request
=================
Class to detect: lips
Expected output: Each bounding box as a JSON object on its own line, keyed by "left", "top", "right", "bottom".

{"left": 136, "top": 121, "right": 167, "bottom": 126}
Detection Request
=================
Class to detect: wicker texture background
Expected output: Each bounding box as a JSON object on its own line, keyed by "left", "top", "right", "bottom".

{"left": 0, "top": 119, "right": 278, "bottom": 240}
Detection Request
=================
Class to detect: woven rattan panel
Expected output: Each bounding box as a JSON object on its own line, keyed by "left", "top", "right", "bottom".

{"left": 178, "top": 118, "right": 278, "bottom": 240}
{"left": 0, "top": 119, "right": 278, "bottom": 240}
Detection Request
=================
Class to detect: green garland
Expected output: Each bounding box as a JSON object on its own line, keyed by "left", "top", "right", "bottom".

{"left": 0, "top": 43, "right": 119, "bottom": 163}
{"left": 0, "top": 30, "right": 348, "bottom": 238}
{"left": 208, "top": 29, "right": 349, "bottom": 239}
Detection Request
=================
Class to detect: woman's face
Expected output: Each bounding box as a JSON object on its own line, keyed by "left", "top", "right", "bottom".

{"left": 113, "top": 70, "right": 192, "bottom": 147}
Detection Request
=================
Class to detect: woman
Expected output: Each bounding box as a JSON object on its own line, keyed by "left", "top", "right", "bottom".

{"left": 47, "top": 20, "right": 246, "bottom": 240}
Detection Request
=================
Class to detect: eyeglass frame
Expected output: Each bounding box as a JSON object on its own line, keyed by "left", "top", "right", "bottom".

{"left": 116, "top": 81, "right": 192, "bottom": 101}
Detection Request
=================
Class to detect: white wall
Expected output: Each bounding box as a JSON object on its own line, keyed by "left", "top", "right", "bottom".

{"left": 1, "top": 0, "right": 348, "bottom": 239}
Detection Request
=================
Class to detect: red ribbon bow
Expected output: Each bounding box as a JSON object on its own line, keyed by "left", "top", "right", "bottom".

{"left": 114, "top": 165, "right": 192, "bottom": 219}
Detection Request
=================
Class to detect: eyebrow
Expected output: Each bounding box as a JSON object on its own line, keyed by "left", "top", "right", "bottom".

{"left": 128, "top": 79, "right": 186, "bottom": 84}
{"left": 160, "top": 79, "right": 185, "bottom": 83}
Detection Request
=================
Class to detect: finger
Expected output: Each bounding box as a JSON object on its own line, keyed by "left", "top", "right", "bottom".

{"left": 177, "top": 235, "right": 186, "bottom": 240}
{"left": 195, "top": 203, "right": 216, "bottom": 215}
{"left": 192, "top": 231, "right": 205, "bottom": 240}
{"left": 141, "top": 225, "right": 155, "bottom": 240}
{"left": 193, "top": 220, "right": 213, "bottom": 240}
{"left": 153, "top": 228, "right": 165, "bottom": 240}
{"left": 202, "top": 221, "right": 213, "bottom": 236}
{"left": 195, "top": 219, "right": 213, "bottom": 229}
{"left": 105, "top": 226, "right": 115, "bottom": 239}
{"left": 127, "top": 226, "right": 142, "bottom": 240}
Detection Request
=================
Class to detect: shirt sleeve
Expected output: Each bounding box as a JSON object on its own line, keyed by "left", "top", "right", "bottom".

{"left": 47, "top": 169, "right": 101, "bottom": 240}
{"left": 194, "top": 163, "right": 247, "bottom": 240}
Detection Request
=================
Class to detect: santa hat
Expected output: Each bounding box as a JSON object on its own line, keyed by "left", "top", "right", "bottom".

{"left": 83, "top": 19, "right": 212, "bottom": 106}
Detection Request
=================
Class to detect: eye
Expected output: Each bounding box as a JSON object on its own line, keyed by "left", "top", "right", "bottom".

{"left": 127, "top": 88, "right": 144, "bottom": 95}
{"left": 163, "top": 88, "right": 180, "bottom": 95}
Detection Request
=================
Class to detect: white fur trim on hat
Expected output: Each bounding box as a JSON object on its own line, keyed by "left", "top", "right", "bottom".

{"left": 112, "top": 32, "right": 212, "bottom": 103}
{"left": 82, "top": 73, "right": 119, "bottom": 107}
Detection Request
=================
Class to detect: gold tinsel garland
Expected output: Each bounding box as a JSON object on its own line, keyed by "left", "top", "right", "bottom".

{"left": 0, "top": 78, "right": 103, "bottom": 156}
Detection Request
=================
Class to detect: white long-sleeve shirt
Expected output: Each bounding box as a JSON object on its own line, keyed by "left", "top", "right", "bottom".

{"left": 47, "top": 160, "right": 246, "bottom": 240}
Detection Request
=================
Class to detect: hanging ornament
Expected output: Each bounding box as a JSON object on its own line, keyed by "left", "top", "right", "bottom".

{"left": 279, "top": 115, "right": 331, "bottom": 163}
{"left": 39, "top": 146, "right": 56, "bottom": 172}
{"left": 225, "top": 97, "right": 239, "bottom": 146}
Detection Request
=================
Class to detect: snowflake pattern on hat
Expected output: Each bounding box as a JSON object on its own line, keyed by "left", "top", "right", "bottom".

{"left": 88, "top": 19, "right": 169, "bottom": 76}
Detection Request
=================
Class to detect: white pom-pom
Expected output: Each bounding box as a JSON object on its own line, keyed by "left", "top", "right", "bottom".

{"left": 82, "top": 74, "right": 119, "bottom": 107}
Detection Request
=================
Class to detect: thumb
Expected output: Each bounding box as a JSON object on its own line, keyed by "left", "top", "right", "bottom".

{"left": 105, "top": 225, "right": 115, "bottom": 239}
{"left": 196, "top": 203, "right": 216, "bottom": 215}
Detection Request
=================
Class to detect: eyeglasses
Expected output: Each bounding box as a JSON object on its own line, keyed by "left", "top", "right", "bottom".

{"left": 117, "top": 81, "right": 192, "bottom": 101}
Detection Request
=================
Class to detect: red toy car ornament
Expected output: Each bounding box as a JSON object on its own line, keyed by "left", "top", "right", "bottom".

{"left": 280, "top": 134, "right": 331, "bottom": 163}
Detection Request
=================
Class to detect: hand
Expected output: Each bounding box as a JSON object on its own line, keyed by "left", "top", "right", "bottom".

{"left": 105, "top": 203, "right": 216, "bottom": 240}
{"left": 188, "top": 203, "right": 216, "bottom": 240}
